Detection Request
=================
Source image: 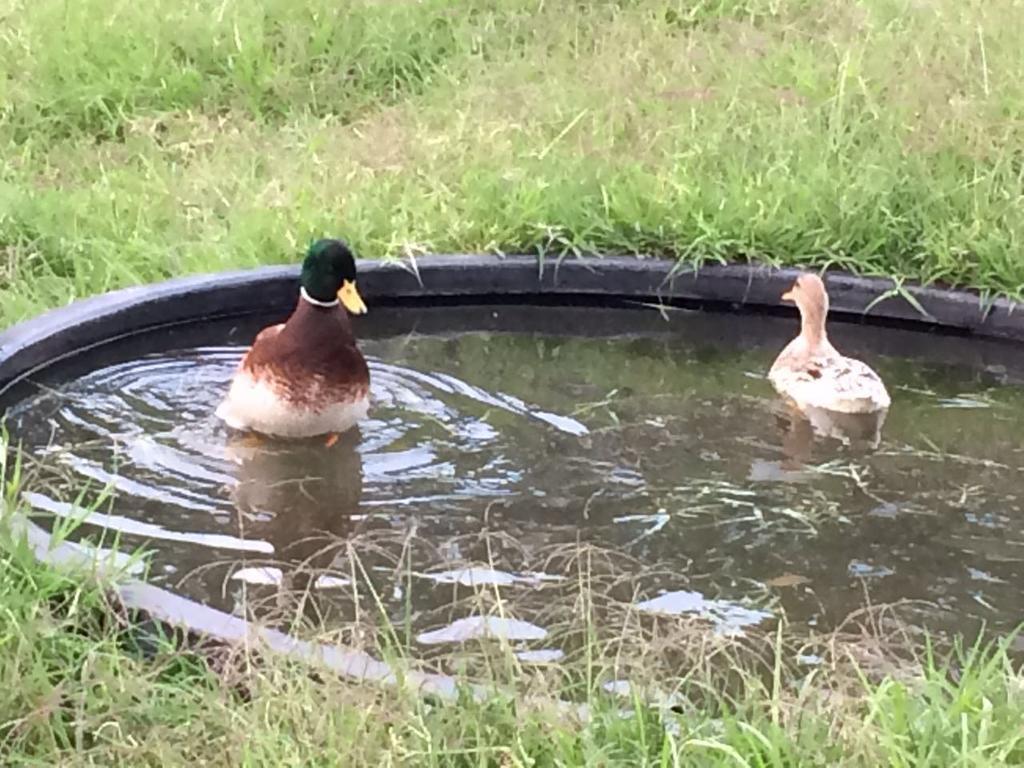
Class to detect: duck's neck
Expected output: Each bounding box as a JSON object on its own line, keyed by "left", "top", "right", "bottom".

{"left": 798, "top": 303, "right": 828, "bottom": 351}
{"left": 284, "top": 294, "right": 357, "bottom": 347}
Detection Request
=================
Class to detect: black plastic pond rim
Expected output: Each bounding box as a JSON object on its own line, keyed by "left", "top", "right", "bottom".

{"left": 2, "top": 253, "right": 1023, "bottom": 705}
{"left": 0, "top": 254, "right": 1020, "bottom": 396}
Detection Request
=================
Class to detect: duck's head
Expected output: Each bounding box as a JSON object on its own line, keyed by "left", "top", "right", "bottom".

{"left": 300, "top": 239, "right": 367, "bottom": 315}
{"left": 781, "top": 273, "right": 828, "bottom": 319}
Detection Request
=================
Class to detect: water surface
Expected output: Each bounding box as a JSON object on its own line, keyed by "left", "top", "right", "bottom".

{"left": 6, "top": 304, "right": 1024, "bottom": 652}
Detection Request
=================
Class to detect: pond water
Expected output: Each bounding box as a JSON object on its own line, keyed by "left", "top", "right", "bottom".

{"left": 5, "top": 303, "right": 1024, "bottom": 655}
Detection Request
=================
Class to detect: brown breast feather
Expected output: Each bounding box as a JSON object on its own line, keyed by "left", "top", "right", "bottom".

{"left": 241, "top": 300, "right": 370, "bottom": 408}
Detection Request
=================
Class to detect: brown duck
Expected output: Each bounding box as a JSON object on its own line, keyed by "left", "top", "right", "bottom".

{"left": 216, "top": 239, "right": 371, "bottom": 439}
{"left": 769, "top": 273, "right": 890, "bottom": 415}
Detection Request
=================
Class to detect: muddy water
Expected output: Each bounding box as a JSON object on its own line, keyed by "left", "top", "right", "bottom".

{"left": 5, "top": 304, "right": 1024, "bottom": 652}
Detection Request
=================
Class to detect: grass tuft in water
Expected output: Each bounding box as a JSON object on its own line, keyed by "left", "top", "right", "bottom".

{"left": 2, "top": 446, "right": 1023, "bottom": 766}
{"left": 1, "top": 513, "right": 1023, "bottom": 765}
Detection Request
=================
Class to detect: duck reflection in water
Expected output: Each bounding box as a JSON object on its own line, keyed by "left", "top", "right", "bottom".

{"left": 779, "top": 402, "right": 887, "bottom": 459}
{"left": 224, "top": 429, "right": 363, "bottom": 621}
{"left": 751, "top": 402, "right": 888, "bottom": 483}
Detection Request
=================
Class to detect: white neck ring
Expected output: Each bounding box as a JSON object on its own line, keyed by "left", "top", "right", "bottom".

{"left": 300, "top": 287, "right": 339, "bottom": 308}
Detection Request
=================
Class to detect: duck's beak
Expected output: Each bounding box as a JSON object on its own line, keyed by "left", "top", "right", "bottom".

{"left": 338, "top": 280, "right": 368, "bottom": 315}
{"left": 781, "top": 288, "right": 795, "bottom": 302}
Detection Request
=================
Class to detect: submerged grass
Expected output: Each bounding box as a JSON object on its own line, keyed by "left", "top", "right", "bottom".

{"left": 3, "top": 0, "right": 1024, "bottom": 763}
{"left": 3, "top": 434, "right": 1024, "bottom": 765}
{"left": 2, "top": 504, "right": 1023, "bottom": 765}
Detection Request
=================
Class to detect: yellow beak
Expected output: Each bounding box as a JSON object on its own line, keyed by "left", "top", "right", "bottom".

{"left": 781, "top": 289, "right": 795, "bottom": 302}
{"left": 338, "top": 280, "right": 368, "bottom": 315}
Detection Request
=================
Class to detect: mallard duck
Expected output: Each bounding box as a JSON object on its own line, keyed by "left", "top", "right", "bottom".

{"left": 768, "top": 273, "right": 890, "bottom": 415}
{"left": 216, "top": 239, "right": 370, "bottom": 439}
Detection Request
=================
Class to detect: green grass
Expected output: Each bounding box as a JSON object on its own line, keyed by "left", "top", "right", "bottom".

{"left": 3, "top": 0, "right": 1024, "bottom": 326}
{"left": 4, "top": 0, "right": 1024, "bottom": 763}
